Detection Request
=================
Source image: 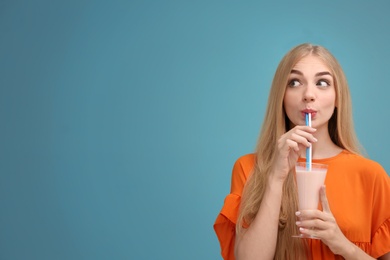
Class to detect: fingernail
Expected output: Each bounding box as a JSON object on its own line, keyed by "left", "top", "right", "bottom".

{"left": 299, "top": 227, "right": 305, "bottom": 232}
{"left": 295, "top": 221, "right": 301, "bottom": 226}
{"left": 313, "top": 137, "right": 318, "bottom": 142}
{"left": 295, "top": 211, "right": 301, "bottom": 216}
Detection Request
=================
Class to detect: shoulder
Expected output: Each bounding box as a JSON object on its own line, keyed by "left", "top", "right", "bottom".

{"left": 235, "top": 153, "right": 256, "bottom": 166}
{"left": 338, "top": 150, "right": 389, "bottom": 180}
{"left": 233, "top": 154, "right": 256, "bottom": 176}
{"left": 337, "top": 150, "right": 385, "bottom": 171}
{"left": 229, "top": 154, "right": 256, "bottom": 194}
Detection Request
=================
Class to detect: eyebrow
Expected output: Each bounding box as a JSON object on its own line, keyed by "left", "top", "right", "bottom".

{"left": 290, "top": 69, "right": 332, "bottom": 77}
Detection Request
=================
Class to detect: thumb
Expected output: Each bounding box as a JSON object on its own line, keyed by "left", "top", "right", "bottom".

{"left": 320, "top": 185, "right": 331, "bottom": 213}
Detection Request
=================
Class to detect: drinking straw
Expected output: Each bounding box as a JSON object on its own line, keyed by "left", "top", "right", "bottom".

{"left": 305, "top": 113, "right": 312, "bottom": 171}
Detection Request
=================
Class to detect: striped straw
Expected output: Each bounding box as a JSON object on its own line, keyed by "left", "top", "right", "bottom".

{"left": 305, "top": 113, "right": 312, "bottom": 171}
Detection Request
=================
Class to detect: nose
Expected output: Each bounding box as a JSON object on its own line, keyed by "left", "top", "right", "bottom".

{"left": 303, "top": 85, "right": 315, "bottom": 102}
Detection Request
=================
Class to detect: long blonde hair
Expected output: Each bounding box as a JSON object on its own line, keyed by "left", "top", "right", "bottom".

{"left": 236, "top": 43, "right": 362, "bottom": 259}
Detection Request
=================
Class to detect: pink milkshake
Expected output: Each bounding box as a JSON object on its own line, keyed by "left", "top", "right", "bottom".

{"left": 295, "top": 162, "right": 327, "bottom": 210}
{"left": 293, "top": 162, "right": 328, "bottom": 239}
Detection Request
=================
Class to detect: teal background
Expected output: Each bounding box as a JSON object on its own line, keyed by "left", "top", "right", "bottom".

{"left": 1, "top": 1, "right": 390, "bottom": 259}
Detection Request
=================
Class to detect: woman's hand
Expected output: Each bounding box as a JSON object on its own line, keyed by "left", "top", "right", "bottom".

{"left": 296, "top": 186, "right": 354, "bottom": 256}
{"left": 271, "top": 125, "right": 317, "bottom": 181}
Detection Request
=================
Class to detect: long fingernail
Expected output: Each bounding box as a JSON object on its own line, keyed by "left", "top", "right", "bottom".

{"left": 295, "top": 211, "right": 301, "bottom": 216}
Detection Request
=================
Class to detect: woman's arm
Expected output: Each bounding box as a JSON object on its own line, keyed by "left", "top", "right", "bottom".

{"left": 234, "top": 175, "right": 284, "bottom": 260}
{"left": 341, "top": 243, "right": 375, "bottom": 260}
{"left": 235, "top": 125, "right": 316, "bottom": 260}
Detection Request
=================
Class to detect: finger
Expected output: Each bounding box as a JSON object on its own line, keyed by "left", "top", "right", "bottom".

{"left": 279, "top": 126, "right": 316, "bottom": 146}
{"left": 279, "top": 127, "right": 317, "bottom": 154}
{"left": 290, "top": 133, "right": 312, "bottom": 148}
{"left": 285, "top": 139, "right": 300, "bottom": 152}
{"left": 298, "top": 227, "right": 324, "bottom": 239}
{"left": 320, "top": 185, "right": 331, "bottom": 213}
{"left": 294, "top": 125, "right": 317, "bottom": 133}
{"left": 296, "top": 209, "right": 322, "bottom": 220}
{"left": 297, "top": 218, "right": 328, "bottom": 231}
{"left": 298, "top": 208, "right": 336, "bottom": 227}
{"left": 294, "top": 129, "right": 318, "bottom": 143}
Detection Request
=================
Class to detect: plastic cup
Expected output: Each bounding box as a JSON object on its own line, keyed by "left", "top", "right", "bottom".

{"left": 292, "top": 162, "right": 328, "bottom": 239}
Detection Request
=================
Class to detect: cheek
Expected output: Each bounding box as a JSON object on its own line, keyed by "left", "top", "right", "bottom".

{"left": 283, "top": 92, "right": 295, "bottom": 108}
{"left": 328, "top": 88, "right": 337, "bottom": 106}
{"left": 283, "top": 94, "right": 296, "bottom": 120}
{"left": 324, "top": 93, "right": 337, "bottom": 108}
{"left": 321, "top": 97, "right": 336, "bottom": 118}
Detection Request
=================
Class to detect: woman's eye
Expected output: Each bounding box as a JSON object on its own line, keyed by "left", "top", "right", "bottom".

{"left": 288, "top": 79, "right": 301, "bottom": 87}
{"left": 317, "top": 80, "right": 330, "bottom": 87}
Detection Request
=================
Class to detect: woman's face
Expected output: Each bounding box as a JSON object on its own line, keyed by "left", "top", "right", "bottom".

{"left": 283, "top": 55, "right": 336, "bottom": 130}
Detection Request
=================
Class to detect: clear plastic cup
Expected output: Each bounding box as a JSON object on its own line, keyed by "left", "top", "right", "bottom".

{"left": 292, "top": 162, "right": 328, "bottom": 239}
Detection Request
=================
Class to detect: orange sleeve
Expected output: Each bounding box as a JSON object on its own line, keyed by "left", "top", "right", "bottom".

{"left": 213, "top": 154, "right": 255, "bottom": 260}
{"left": 370, "top": 164, "right": 390, "bottom": 258}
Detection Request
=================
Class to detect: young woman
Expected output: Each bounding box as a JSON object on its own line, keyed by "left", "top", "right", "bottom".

{"left": 214, "top": 43, "right": 390, "bottom": 260}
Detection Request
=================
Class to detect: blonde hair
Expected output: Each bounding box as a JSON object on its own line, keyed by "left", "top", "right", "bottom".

{"left": 236, "top": 43, "right": 362, "bottom": 259}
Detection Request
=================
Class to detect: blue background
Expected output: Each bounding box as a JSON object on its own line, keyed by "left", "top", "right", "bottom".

{"left": 1, "top": 1, "right": 390, "bottom": 259}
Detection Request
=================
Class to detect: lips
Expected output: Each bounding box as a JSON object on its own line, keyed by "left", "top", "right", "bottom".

{"left": 301, "top": 109, "right": 317, "bottom": 118}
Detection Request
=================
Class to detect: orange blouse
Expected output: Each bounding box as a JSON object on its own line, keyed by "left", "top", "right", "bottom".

{"left": 214, "top": 150, "right": 390, "bottom": 259}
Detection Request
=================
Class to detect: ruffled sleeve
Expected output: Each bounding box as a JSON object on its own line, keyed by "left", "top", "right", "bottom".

{"left": 371, "top": 218, "right": 390, "bottom": 258}
{"left": 213, "top": 154, "right": 255, "bottom": 260}
{"left": 370, "top": 165, "right": 390, "bottom": 258}
{"left": 213, "top": 194, "right": 241, "bottom": 260}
